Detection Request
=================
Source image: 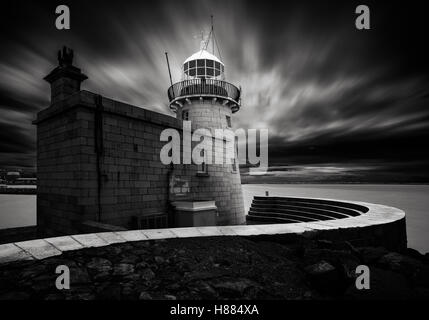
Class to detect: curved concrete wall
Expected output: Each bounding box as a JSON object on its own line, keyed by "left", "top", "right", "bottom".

{"left": 0, "top": 198, "right": 406, "bottom": 265}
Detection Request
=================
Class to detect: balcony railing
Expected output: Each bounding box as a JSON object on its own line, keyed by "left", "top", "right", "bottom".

{"left": 167, "top": 79, "right": 240, "bottom": 104}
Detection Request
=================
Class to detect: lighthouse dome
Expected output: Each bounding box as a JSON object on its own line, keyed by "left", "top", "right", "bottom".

{"left": 183, "top": 49, "right": 225, "bottom": 80}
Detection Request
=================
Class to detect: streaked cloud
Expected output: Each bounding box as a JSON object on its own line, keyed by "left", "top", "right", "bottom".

{"left": 0, "top": 0, "right": 428, "bottom": 172}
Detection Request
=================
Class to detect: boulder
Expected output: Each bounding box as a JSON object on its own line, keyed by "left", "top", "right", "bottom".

{"left": 304, "top": 260, "right": 343, "bottom": 295}
{"left": 378, "top": 252, "right": 422, "bottom": 277}
{"left": 357, "top": 247, "right": 389, "bottom": 264}
{"left": 86, "top": 257, "right": 112, "bottom": 278}
{"left": 113, "top": 263, "right": 135, "bottom": 276}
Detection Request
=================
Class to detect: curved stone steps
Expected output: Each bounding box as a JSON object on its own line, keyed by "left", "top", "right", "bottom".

{"left": 250, "top": 203, "right": 356, "bottom": 218}
{"left": 248, "top": 207, "right": 343, "bottom": 221}
{"left": 251, "top": 201, "right": 362, "bottom": 217}
{"left": 248, "top": 210, "right": 321, "bottom": 222}
{"left": 247, "top": 196, "right": 368, "bottom": 225}
{"left": 253, "top": 196, "right": 369, "bottom": 213}
{"left": 246, "top": 214, "right": 304, "bottom": 224}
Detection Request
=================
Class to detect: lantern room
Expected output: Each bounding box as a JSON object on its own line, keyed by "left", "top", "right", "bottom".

{"left": 183, "top": 49, "right": 225, "bottom": 80}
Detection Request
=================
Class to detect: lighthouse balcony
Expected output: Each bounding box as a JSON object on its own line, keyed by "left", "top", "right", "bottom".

{"left": 167, "top": 79, "right": 241, "bottom": 113}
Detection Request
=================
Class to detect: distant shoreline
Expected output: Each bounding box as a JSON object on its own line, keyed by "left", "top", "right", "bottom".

{"left": 241, "top": 181, "right": 429, "bottom": 185}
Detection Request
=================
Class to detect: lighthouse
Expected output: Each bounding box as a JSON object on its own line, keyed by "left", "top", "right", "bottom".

{"left": 166, "top": 25, "right": 245, "bottom": 226}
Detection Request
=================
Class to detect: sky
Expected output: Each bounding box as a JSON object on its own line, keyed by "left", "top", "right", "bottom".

{"left": 0, "top": 0, "right": 428, "bottom": 181}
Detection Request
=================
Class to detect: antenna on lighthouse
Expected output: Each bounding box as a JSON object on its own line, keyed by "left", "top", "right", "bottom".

{"left": 211, "top": 15, "right": 214, "bottom": 55}
{"left": 164, "top": 52, "right": 173, "bottom": 87}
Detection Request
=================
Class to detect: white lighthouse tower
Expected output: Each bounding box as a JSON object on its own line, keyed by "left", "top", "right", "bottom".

{"left": 167, "top": 23, "right": 245, "bottom": 225}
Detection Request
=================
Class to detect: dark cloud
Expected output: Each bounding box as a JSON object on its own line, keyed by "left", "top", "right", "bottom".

{"left": 0, "top": 0, "right": 428, "bottom": 179}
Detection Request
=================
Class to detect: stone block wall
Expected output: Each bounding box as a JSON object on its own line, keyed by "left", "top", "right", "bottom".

{"left": 35, "top": 90, "right": 245, "bottom": 236}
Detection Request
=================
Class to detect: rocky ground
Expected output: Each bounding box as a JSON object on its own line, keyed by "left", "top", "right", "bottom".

{"left": 0, "top": 236, "right": 429, "bottom": 300}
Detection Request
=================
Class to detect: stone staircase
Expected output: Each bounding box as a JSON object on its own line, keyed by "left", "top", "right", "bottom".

{"left": 246, "top": 196, "right": 369, "bottom": 224}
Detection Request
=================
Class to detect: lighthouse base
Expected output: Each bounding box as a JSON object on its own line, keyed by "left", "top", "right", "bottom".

{"left": 172, "top": 200, "right": 217, "bottom": 227}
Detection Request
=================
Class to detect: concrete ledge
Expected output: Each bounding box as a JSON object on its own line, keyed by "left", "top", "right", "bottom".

{"left": 172, "top": 200, "right": 217, "bottom": 212}
{"left": 0, "top": 198, "right": 406, "bottom": 265}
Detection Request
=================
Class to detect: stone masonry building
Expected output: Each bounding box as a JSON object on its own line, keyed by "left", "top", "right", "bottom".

{"left": 34, "top": 46, "right": 245, "bottom": 237}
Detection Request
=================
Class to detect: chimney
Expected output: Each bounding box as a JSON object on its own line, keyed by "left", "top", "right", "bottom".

{"left": 44, "top": 46, "right": 88, "bottom": 104}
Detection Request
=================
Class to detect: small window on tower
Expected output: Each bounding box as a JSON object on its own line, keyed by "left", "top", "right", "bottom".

{"left": 214, "top": 61, "right": 220, "bottom": 70}
{"left": 206, "top": 60, "right": 214, "bottom": 68}
{"left": 182, "top": 110, "right": 189, "bottom": 120}
{"left": 189, "top": 60, "right": 196, "bottom": 68}
{"left": 207, "top": 68, "right": 214, "bottom": 77}
{"left": 189, "top": 68, "right": 196, "bottom": 77}
{"left": 231, "top": 158, "right": 237, "bottom": 173}
{"left": 226, "top": 115, "right": 231, "bottom": 128}
{"left": 197, "top": 150, "right": 208, "bottom": 176}
{"left": 197, "top": 59, "right": 204, "bottom": 67}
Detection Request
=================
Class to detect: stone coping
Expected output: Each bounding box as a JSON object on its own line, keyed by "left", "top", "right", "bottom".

{"left": 0, "top": 198, "right": 405, "bottom": 265}
{"left": 172, "top": 200, "right": 217, "bottom": 212}
{"left": 33, "top": 90, "right": 182, "bottom": 129}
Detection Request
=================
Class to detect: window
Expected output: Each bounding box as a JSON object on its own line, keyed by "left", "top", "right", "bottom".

{"left": 197, "top": 67, "right": 205, "bottom": 76}
{"left": 207, "top": 68, "right": 214, "bottom": 76}
{"left": 184, "top": 59, "right": 224, "bottom": 79}
{"left": 197, "top": 149, "right": 208, "bottom": 175}
{"left": 226, "top": 115, "right": 231, "bottom": 128}
{"left": 231, "top": 158, "right": 237, "bottom": 173}
{"left": 182, "top": 110, "right": 189, "bottom": 120}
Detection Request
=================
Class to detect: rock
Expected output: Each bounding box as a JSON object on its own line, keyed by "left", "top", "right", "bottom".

{"left": 139, "top": 292, "right": 153, "bottom": 300}
{"left": 213, "top": 258, "right": 231, "bottom": 267}
{"left": 123, "top": 273, "right": 141, "bottom": 281}
{"left": 113, "top": 263, "right": 135, "bottom": 276}
{"left": 86, "top": 257, "right": 112, "bottom": 280}
{"left": 31, "top": 274, "right": 58, "bottom": 292}
{"left": 19, "top": 264, "right": 48, "bottom": 280}
{"left": 404, "top": 248, "right": 425, "bottom": 261}
{"left": 414, "top": 287, "right": 429, "bottom": 298}
{"left": 66, "top": 292, "right": 95, "bottom": 300}
{"left": 120, "top": 255, "right": 139, "bottom": 264}
{"left": 304, "top": 260, "right": 343, "bottom": 295}
{"left": 44, "top": 293, "right": 65, "bottom": 300}
{"left": 357, "top": 247, "right": 389, "bottom": 264}
{"left": 190, "top": 281, "right": 218, "bottom": 299}
{"left": 316, "top": 240, "right": 334, "bottom": 249}
{"left": 141, "top": 268, "right": 156, "bottom": 281}
{"left": 424, "top": 253, "right": 429, "bottom": 265}
{"left": 136, "top": 261, "right": 149, "bottom": 269}
{"left": 413, "top": 265, "right": 429, "bottom": 288}
{"left": 70, "top": 267, "right": 91, "bottom": 284}
{"left": 154, "top": 256, "right": 165, "bottom": 264}
{"left": 305, "top": 260, "right": 336, "bottom": 274}
{"left": 121, "top": 283, "right": 136, "bottom": 299}
{"left": 378, "top": 252, "right": 422, "bottom": 277}
{"left": 96, "top": 283, "right": 121, "bottom": 300}
{"left": 212, "top": 278, "right": 257, "bottom": 297}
